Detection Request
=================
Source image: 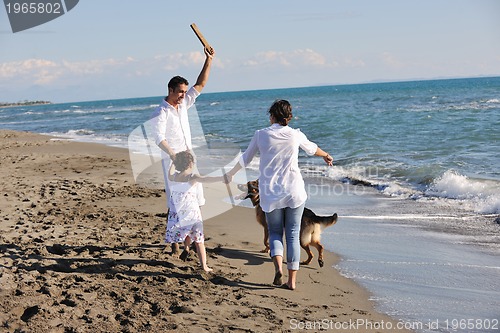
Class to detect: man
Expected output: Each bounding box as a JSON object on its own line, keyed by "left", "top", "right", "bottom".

{"left": 150, "top": 46, "right": 215, "bottom": 254}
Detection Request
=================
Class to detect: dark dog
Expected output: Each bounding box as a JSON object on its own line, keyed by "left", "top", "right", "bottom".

{"left": 238, "top": 180, "right": 338, "bottom": 267}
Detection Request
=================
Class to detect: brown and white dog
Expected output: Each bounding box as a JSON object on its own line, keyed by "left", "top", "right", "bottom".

{"left": 237, "top": 180, "right": 338, "bottom": 267}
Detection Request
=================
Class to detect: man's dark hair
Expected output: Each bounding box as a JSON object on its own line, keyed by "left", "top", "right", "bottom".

{"left": 268, "top": 99, "right": 293, "bottom": 126}
{"left": 168, "top": 76, "right": 189, "bottom": 91}
{"left": 173, "top": 150, "right": 194, "bottom": 172}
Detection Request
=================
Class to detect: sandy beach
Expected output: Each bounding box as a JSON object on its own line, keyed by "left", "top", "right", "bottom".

{"left": 0, "top": 129, "right": 413, "bottom": 333}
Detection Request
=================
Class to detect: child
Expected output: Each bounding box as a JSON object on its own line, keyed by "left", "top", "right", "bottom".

{"left": 166, "top": 150, "right": 225, "bottom": 272}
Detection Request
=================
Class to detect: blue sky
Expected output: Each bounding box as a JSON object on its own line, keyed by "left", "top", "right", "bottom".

{"left": 1, "top": 0, "right": 500, "bottom": 103}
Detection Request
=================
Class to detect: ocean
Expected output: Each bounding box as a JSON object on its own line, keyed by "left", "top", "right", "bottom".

{"left": 1, "top": 77, "right": 499, "bottom": 332}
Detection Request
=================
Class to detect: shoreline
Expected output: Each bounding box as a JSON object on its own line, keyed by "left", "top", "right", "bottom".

{"left": 0, "top": 101, "right": 51, "bottom": 108}
{"left": 0, "top": 129, "right": 413, "bottom": 332}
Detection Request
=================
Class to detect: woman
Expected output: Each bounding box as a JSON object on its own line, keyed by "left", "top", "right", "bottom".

{"left": 226, "top": 100, "right": 333, "bottom": 290}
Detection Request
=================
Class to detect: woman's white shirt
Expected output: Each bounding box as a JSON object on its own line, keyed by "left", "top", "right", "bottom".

{"left": 239, "top": 123, "right": 317, "bottom": 212}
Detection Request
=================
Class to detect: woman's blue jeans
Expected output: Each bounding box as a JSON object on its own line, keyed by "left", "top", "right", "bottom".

{"left": 265, "top": 204, "right": 304, "bottom": 271}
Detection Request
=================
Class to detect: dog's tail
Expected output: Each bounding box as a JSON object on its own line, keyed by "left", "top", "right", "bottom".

{"left": 318, "top": 213, "right": 338, "bottom": 227}
{"left": 303, "top": 208, "right": 338, "bottom": 227}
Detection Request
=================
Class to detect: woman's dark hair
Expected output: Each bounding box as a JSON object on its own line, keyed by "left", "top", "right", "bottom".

{"left": 268, "top": 99, "right": 293, "bottom": 126}
{"left": 173, "top": 150, "right": 194, "bottom": 172}
{"left": 168, "top": 76, "right": 189, "bottom": 91}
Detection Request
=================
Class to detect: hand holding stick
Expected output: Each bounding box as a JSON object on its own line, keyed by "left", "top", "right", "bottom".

{"left": 190, "top": 23, "right": 214, "bottom": 57}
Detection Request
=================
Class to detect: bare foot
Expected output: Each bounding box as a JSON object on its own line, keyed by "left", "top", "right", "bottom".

{"left": 273, "top": 271, "right": 283, "bottom": 285}
{"left": 280, "top": 283, "right": 295, "bottom": 291}
{"left": 171, "top": 242, "right": 180, "bottom": 255}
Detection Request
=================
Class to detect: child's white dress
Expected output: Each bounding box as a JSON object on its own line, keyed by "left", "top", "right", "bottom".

{"left": 165, "top": 178, "right": 204, "bottom": 243}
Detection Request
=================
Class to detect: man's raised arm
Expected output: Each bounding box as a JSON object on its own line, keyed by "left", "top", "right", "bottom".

{"left": 193, "top": 47, "right": 215, "bottom": 93}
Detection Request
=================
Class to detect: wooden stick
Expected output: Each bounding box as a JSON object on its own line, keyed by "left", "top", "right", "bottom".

{"left": 190, "top": 23, "right": 211, "bottom": 49}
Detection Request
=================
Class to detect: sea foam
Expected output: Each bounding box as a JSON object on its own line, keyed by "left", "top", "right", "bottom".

{"left": 426, "top": 170, "right": 500, "bottom": 214}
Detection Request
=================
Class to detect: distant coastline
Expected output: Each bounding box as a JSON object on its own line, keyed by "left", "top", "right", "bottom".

{"left": 0, "top": 100, "right": 51, "bottom": 108}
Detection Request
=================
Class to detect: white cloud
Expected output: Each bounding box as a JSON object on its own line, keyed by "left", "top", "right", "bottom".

{"left": 342, "top": 57, "right": 365, "bottom": 68}
{"left": 381, "top": 52, "right": 405, "bottom": 69}
{"left": 0, "top": 57, "right": 139, "bottom": 86}
{"left": 243, "top": 49, "right": 336, "bottom": 69}
{"left": 157, "top": 52, "right": 200, "bottom": 71}
{"left": 0, "top": 50, "right": 227, "bottom": 93}
{"left": 62, "top": 57, "right": 136, "bottom": 75}
{"left": 0, "top": 59, "right": 60, "bottom": 85}
{"left": 154, "top": 51, "right": 223, "bottom": 71}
